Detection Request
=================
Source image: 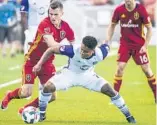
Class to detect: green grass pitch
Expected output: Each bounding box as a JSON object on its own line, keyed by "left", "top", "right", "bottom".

{"left": 0, "top": 46, "right": 156, "bottom": 125}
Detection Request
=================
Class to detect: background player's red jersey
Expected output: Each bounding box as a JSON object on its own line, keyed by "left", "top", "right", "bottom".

{"left": 112, "top": 3, "right": 151, "bottom": 48}
{"left": 25, "top": 17, "right": 75, "bottom": 64}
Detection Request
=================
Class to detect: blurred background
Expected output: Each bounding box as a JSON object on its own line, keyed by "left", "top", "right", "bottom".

{"left": 0, "top": 1, "right": 156, "bottom": 125}
{"left": 0, "top": 0, "right": 156, "bottom": 58}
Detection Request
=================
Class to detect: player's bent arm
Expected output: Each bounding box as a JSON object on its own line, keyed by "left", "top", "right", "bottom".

{"left": 37, "top": 45, "right": 61, "bottom": 66}
{"left": 144, "top": 24, "right": 152, "bottom": 47}
{"left": 105, "top": 22, "right": 117, "bottom": 44}
{"left": 99, "top": 44, "right": 110, "bottom": 60}
{"left": 43, "top": 34, "right": 59, "bottom": 47}
{"left": 37, "top": 45, "right": 74, "bottom": 66}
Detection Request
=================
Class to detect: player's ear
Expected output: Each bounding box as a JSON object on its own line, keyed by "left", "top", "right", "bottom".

{"left": 61, "top": 10, "right": 64, "bottom": 16}
{"left": 47, "top": 8, "right": 50, "bottom": 16}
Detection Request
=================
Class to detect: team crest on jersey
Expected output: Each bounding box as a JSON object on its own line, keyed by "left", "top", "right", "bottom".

{"left": 60, "top": 31, "right": 66, "bottom": 39}
{"left": 44, "top": 27, "right": 51, "bottom": 34}
{"left": 134, "top": 12, "right": 139, "bottom": 20}
{"left": 26, "top": 74, "right": 31, "bottom": 82}
{"left": 121, "top": 14, "right": 126, "bottom": 18}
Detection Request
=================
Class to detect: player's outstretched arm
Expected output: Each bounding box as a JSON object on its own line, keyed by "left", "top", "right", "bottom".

{"left": 32, "top": 45, "right": 61, "bottom": 73}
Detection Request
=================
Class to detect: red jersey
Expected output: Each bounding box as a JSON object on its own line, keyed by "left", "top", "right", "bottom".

{"left": 25, "top": 17, "right": 75, "bottom": 64}
{"left": 112, "top": 3, "right": 151, "bottom": 48}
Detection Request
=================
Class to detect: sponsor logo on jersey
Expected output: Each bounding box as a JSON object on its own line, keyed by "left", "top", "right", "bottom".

{"left": 38, "top": 7, "right": 46, "bottom": 15}
{"left": 121, "top": 14, "right": 126, "bottom": 18}
{"left": 134, "top": 12, "right": 139, "bottom": 20}
{"left": 121, "top": 19, "right": 139, "bottom": 28}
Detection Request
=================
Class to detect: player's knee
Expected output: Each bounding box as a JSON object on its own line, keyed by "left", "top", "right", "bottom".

{"left": 49, "top": 92, "right": 57, "bottom": 103}
{"left": 101, "top": 84, "right": 117, "bottom": 97}
{"left": 141, "top": 64, "right": 153, "bottom": 77}
{"left": 43, "top": 81, "right": 56, "bottom": 93}
{"left": 20, "top": 88, "right": 32, "bottom": 98}
{"left": 116, "top": 66, "right": 125, "bottom": 75}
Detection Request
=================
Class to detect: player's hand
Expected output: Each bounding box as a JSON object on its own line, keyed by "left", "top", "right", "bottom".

{"left": 32, "top": 64, "right": 42, "bottom": 75}
{"left": 139, "top": 45, "right": 147, "bottom": 53}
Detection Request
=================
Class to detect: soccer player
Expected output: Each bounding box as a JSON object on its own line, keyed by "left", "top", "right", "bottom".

{"left": 106, "top": 0, "right": 156, "bottom": 102}
{"left": 0, "top": 1, "right": 75, "bottom": 110}
{"left": 33, "top": 36, "right": 136, "bottom": 123}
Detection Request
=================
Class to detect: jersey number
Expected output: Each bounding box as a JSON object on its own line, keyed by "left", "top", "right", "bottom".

{"left": 139, "top": 55, "right": 148, "bottom": 64}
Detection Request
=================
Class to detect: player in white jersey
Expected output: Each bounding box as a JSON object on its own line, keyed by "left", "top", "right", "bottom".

{"left": 24, "top": 0, "right": 51, "bottom": 54}
{"left": 33, "top": 36, "right": 136, "bottom": 123}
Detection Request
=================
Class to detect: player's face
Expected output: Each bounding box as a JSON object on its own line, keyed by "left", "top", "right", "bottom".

{"left": 48, "top": 7, "right": 63, "bottom": 26}
{"left": 80, "top": 44, "right": 94, "bottom": 59}
{"left": 124, "top": 0, "right": 134, "bottom": 7}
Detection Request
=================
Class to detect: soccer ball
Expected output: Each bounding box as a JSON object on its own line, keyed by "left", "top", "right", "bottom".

{"left": 22, "top": 106, "right": 40, "bottom": 124}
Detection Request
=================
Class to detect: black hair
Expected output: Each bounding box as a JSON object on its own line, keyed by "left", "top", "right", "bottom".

{"left": 49, "top": 0, "right": 63, "bottom": 10}
{"left": 82, "top": 36, "right": 98, "bottom": 50}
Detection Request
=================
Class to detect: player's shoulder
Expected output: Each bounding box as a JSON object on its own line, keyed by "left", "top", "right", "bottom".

{"left": 136, "top": 2, "right": 146, "bottom": 10}
{"left": 39, "top": 17, "right": 51, "bottom": 26}
{"left": 61, "top": 20, "right": 71, "bottom": 28}
{"left": 72, "top": 44, "right": 80, "bottom": 51}
{"left": 114, "top": 3, "right": 125, "bottom": 11}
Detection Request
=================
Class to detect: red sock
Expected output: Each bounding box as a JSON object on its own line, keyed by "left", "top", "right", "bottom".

{"left": 24, "top": 98, "right": 39, "bottom": 108}
{"left": 147, "top": 75, "right": 156, "bottom": 100}
{"left": 113, "top": 75, "right": 122, "bottom": 92}
{"left": 9, "top": 88, "right": 21, "bottom": 100}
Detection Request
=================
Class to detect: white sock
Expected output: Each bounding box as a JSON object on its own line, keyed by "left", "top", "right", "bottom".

{"left": 39, "top": 91, "right": 52, "bottom": 113}
{"left": 111, "top": 93, "right": 131, "bottom": 118}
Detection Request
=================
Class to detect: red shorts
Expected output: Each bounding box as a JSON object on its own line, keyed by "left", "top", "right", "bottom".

{"left": 117, "top": 45, "right": 149, "bottom": 65}
{"left": 22, "top": 61, "right": 56, "bottom": 85}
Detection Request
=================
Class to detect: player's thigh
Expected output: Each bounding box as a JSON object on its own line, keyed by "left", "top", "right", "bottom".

{"left": 38, "top": 64, "right": 56, "bottom": 84}
{"left": 117, "top": 45, "right": 131, "bottom": 63}
{"left": 0, "top": 27, "right": 6, "bottom": 43}
{"left": 133, "top": 51, "right": 149, "bottom": 65}
{"left": 21, "top": 84, "right": 34, "bottom": 96}
{"left": 48, "top": 68, "right": 74, "bottom": 91}
{"left": 81, "top": 72, "right": 108, "bottom": 92}
{"left": 7, "top": 24, "right": 18, "bottom": 42}
{"left": 22, "top": 63, "right": 36, "bottom": 85}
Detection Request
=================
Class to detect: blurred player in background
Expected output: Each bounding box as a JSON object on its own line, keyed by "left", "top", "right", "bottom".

{"left": 106, "top": 0, "right": 156, "bottom": 102}
{"left": 24, "top": 0, "right": 51, "bottom": 54}
{"left": 19, "top": 0, "right": 29, "bottom": 52}
{"left": 0, "top": 0, "right": 21, "bottom": 57}
{"left": 1, "top": 0, "right": 75, "bottom": 111}
{"left": 33, "top": 36, "right": 136, "bottom": 123}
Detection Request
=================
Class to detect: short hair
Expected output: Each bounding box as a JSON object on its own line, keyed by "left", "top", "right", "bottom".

{"left": 82, "top": 36, "right": 98, "bottom": 50}
{"left": 49, "top": 0, "right": 63, "bottom": 10}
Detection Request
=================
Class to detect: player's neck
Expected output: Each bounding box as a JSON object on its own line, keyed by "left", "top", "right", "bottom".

{"left": 54, "top": 21, "right": 62, "bottom": 29}
{"left": 125, "top": 2, "right": 136, "bottom": 12}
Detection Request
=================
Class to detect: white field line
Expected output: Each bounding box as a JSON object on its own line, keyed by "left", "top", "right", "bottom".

{"left": 0, "top": 50, "right": 117, "bottom": 89}
{"left": 0, "top": 78, "right": 21, "bottom": 89}
{"left": 8, "top": 65, "right": 21, "bottom": 71}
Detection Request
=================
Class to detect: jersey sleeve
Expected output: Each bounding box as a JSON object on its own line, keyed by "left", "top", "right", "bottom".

{"left": 140, "top": 5, "right": 151, "bottom": 25}
{"left": 112, "top": 7, "right": 119, "bottom": 24}
{"left": 37, "top": 20, "right": 52, "bottom": 36}
{"left": 98, "top": 44, "right": 110, "bottom": 60}
{"left": 59, "top": 45, "right": 74, "bottom": 58}
{"left": 65, "top": 24, "right": 75, "bottom": 42}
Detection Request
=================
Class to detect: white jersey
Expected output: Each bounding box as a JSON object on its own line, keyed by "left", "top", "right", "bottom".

{"left": 59, "top": 44, "right": 109, "bottom": 73}
{"left": 28, "top": 0, "right": 49, "bottom": 27}
{"left": 49, "top": 43, "right": 110, "bottom": 92}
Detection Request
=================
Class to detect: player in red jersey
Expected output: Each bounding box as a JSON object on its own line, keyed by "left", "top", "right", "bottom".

{"left": 0, "top": 1, "right": 75, "bottom": 110}
{"left": 106, "top": 0, "right": 156, "bottom": 102}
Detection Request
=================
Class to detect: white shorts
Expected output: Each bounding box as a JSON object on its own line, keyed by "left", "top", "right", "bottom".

{"left": 48, "top": 68, "right": 108, "bottom": 92}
